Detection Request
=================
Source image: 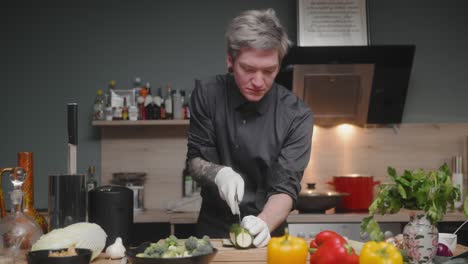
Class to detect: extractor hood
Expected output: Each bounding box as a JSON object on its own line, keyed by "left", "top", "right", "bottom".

{"left": 275, "top": 45, "right": 415, "bottom": 126}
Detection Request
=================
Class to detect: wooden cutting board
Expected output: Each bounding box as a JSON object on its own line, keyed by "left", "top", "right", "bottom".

{"left": 210, "top": 240, "right": 268, "bottom": 263}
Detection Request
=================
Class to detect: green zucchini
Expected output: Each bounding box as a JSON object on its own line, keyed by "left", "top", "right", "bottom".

{"left": 229, "top": 224, "right": 253, "bottom": 249}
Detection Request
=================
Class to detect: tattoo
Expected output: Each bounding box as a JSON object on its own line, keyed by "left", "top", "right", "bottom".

{"left": 188, "top": 157, "right": 223, "bottom": 184}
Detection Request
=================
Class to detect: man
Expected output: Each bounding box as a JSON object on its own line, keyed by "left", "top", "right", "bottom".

{"left": 186, "top": 8, "right": 313, "bottom": 248}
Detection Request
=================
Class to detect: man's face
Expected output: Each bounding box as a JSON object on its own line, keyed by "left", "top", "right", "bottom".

{"left": 227, "top": 48, "right": 280, "bottom": 102}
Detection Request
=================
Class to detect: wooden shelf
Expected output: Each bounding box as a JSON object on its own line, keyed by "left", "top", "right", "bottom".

{"left": 92, "top": 120, "right": 189, "bottom": 126}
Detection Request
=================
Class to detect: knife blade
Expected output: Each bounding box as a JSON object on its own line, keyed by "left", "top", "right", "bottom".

{"left": 235, "top": 193, "right": 241, "bottom": 224}
{"left": 67, "top": 103, "right": 78, "bottom": 175}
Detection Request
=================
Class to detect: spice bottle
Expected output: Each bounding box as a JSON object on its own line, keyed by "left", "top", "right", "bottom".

{"left": 453, "top": 156, "right": 464, "bottom": 209}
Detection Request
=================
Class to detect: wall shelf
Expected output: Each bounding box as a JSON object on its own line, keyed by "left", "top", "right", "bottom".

{"left": 92, "top": 120, "right": 189, "bottom": 126}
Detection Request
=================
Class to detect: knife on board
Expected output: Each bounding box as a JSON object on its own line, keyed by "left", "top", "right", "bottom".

{"left": 67, "top": 103, "right": 78, "bottom": 175}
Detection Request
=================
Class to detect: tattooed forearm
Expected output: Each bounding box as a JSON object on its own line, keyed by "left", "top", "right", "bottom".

{"left": 187, "top": 157, "right": 224, "bottom": 184}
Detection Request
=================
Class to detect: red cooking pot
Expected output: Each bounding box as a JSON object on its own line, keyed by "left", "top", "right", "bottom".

{"left": 327, "top": 175, "right": 380, "bottom": 211}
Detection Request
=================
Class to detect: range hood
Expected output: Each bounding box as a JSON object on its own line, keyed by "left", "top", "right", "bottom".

{"left": 275, "top": 45, "right": 415, "bottom": 126}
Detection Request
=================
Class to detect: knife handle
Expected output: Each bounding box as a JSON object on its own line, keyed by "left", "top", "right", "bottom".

{"left": 67, "top": 103, "right": 78, "bottom": 145}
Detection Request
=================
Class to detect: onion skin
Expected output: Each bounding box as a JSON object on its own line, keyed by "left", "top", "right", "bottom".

{"left": 436, "top": 243, "right": 453, "bottom": 257}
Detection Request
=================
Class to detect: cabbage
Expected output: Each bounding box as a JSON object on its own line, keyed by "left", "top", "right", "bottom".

{"left": 31, "top": 222, "right": 107, "bottom": 260}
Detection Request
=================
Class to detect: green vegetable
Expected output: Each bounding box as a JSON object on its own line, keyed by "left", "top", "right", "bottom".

{"left": 361, "top": 164, "right": 466, "bottom": 241}
{"left": 229, "top": 223, "right": 253, "bottom": 249}
{"left": 137, "top": 235, "right": 214, "bottom": 258}
{"left": 184, "top": 236, "right": 199, "bottom": 251}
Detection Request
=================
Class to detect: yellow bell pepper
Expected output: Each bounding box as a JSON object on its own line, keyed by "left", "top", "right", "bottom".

{"left": 359, "top": 241, "right": 403, "bottom": 264}
{"left": 267, "top": 228, "right": 308, "bottom": 264}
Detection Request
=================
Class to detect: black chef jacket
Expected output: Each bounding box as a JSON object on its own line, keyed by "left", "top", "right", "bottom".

{"left": 187, "top": 73, "right": 313, "bottom": 238}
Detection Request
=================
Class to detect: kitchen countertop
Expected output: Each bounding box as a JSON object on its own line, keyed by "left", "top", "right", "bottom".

{"left": 14, "top": 241, "right": 468, "bottom": 264}
{"left": 134, "top": 209, "right": 467, "bottom": 224}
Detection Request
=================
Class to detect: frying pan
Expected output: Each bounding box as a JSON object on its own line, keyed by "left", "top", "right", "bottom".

{"left": 296, "top": 183, "right": 348, "bottom": 213}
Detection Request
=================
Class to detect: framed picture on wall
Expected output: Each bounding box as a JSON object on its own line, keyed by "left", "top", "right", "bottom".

{"left": 297, "top": 0, "right": 370, "bottom": 46}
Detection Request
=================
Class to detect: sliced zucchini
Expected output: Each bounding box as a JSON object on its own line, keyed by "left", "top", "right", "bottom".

{"left": 229, "top": 224, "right": 253, "bottom": 249}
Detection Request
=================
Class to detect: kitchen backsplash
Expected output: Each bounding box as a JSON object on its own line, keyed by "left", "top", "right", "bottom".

{"left": 100, "top": 123, "right": 468, "bottom": 210}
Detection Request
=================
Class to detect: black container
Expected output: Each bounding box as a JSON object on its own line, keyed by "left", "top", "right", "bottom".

{"left": 48, "top": 174, "right": 87, "bottom": 231}
{"left": 88, "top": 185, "right": 133, "bottom": 248}
{"left": 27, "top": 248, "right": 92, "bottom": 264}
{"left": 126, "top": 242, "right": 218, "bottom": 264}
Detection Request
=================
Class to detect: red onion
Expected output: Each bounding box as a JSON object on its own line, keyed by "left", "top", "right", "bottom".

{"left": 437, "top": 243, "right": 453, "bottom": 257}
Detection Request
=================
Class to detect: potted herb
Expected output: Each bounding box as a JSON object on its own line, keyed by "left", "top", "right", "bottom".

{"left": 361, "top": 164, "right": 466, "bottom": 264}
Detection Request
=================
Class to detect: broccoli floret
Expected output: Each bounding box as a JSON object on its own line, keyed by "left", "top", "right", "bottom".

{"left": 197, "top": 235, "right": 213, "bottom": 248}
{"left": 184, "top": 236, "right": 199, "bottom": 251}
{"left": 143, "top": 242, "right": 168, "bottom": 257}
{"left": 192, "top": 244, "right": 213, "bottom": 256}
{"left": 174, "top": 245, "right": 187, "bottom": 256}
{"left": 165, "top": 235, "right": 179, "bottom": 247}
{"left": 161, "top": 249, "right": 178, "bottom": 258}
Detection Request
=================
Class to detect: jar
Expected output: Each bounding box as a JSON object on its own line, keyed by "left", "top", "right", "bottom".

{"left": 129, "top": 106, "right": 138, "bottom": 121}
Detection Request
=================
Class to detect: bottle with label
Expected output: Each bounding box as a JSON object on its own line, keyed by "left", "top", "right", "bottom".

{"left": 92, "top": 89, "right": 106, "bottom": 121}
{"left": 113, "top": 106, "right": 123, "bottom": 120}
{"left": 165, "top": 84, "right": 173, "bottom": 119}
{"left": 129, "top": 105, "right": 138, "bottom": 121}
{"left": 184, "top": 175, "right": 193, "bottom": 197}
{"left": 133, "top": 77, "right": 142, "bottom": 106}
{"left": 157, "top": 87, "right": 166, "bottom": 120}
{"left": 145, "top": 85, "right": 154, "bottom": 120}
{"left": 86, "top": 165, "right": 98, "bottom": 192}
{"left": 180, "top": 90, "right": 188, "bottom": 119}
{"left": 122, "top": 97, "right": 129, "bottom": 120}
{"left": 182, "top": 166, "right": 193, "bottom": 197}
{"left": 452, "top": 156, "right": 464, "bottom": 209}
{"left": 186, "top": 90, "right": 191, "bottom": 119}
{"left": 173, "top": 89, "right": 183, "bottom": 119}
{"left": 137, "top": 85, "right": 149, "bottom": 120}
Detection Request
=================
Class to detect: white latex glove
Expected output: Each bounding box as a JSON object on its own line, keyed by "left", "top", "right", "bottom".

{"left": 241, "top": 215, "right": 271, "bottom": 248}
{"left": 214, "top": 167, "right": 244, "bottom": 215}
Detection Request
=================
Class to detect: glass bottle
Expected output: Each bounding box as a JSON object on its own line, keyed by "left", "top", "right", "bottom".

{"left": 86, "top": 165, "right": 98, "bottom": 192}
{"left": 145, "top": 86, "right": 154, "bottom": 120}
{"left": 173, "top": 90, "right": 183, "bottom": 120}
{"left": 0, "top": 167, "right": 43, "bottom": 260}
{"left": 165, "top": 84, "right": 173, "bottom": 120}
{"left": 18, "top": 152, "right": 47, "bottom": 233}
{"left": 93, "top": 89, "right": 106, "bottom": 121}
{"left": 122, "top": 97, "right": 129, "bottom": 121}
{"left": 157, "top": 87, "right": 166, "bottom": 120}
{"left": 180, "top": 90, "right": 188, "bottom": 119}
{"left": 133, "top": 77, "right": 142, "bottom": 106}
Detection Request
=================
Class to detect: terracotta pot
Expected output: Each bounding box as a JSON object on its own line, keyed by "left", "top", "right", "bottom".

{"left": 327, "top": 175, "right": 380, "bottom": 211}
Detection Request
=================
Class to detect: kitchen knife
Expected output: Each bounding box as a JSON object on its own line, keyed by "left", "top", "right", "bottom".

{"left": 67, "top": 103, "right": 78, "bottom": 175}
{"left": 235, "top": 193, "right": 241, "bottom": 224}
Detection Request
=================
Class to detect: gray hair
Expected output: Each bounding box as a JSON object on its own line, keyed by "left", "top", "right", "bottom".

{"left": 225, "top": 8, "right": 291, "bottom": 62}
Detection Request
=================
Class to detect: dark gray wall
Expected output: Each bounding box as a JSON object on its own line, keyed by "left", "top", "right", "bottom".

{"left": 1, "top": 0, "right": 467, "bottom": 209}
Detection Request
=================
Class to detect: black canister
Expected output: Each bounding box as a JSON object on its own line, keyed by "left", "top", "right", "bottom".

{"left": 88, "top": 185, "right": 133, "bottom": 248}
{"left": 48, "top": 174, "right": 87, "bottom": 231}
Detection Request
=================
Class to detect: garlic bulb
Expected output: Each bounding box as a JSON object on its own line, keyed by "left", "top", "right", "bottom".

{"left": 106, "top": 237, "right": 126, "bottom": 259}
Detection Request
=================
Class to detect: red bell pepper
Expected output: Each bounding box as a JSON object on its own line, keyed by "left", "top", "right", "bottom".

{"left": 309, "top": 231, "right": 358, "bottom": 264}
{"left": 310, "top": 230, "right": 347, "bottom": 248}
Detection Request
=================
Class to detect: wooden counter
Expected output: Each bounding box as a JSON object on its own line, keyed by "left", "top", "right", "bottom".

{"left": 12, "top": 242, "right": 468, "bottom": 264}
